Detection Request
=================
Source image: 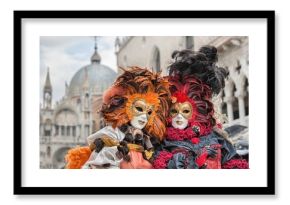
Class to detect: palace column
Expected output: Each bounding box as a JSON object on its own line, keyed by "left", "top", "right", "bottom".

{"left": 224, "top": 96, "right": 234, "bottom": 122}
{"left": 237, "top": 91, "right": 246, "bottom": 119}
{"left": 223, "top": 79, "right": 235, "bottom": 123}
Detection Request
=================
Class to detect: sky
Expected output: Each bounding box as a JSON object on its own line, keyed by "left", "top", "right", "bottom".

{"left": 40, "top": 36, "right": 117, "bottom": 106}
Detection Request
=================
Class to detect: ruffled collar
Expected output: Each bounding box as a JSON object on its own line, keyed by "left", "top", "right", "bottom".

{"left": 166, "top": 123, "right": 212, "bottom": 142}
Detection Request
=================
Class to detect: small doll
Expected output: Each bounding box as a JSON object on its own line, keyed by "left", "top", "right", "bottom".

{"left": 153, "top": 46, "right": 248, "bottom": 169}
{"left": 65, "top": 67, "right": 171, "bottom": 169}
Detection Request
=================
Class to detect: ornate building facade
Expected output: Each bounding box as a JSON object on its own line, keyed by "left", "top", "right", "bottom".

{"left": 40, "top": 46, "right": 117, "bottom": 168}
{"left": 115, "top": 36, "right": 249, "bottom": 147}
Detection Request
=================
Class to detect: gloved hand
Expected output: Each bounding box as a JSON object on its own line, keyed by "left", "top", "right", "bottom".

{"left": 124, "top": 133, "right": 134, "bottom": 143}
{"left": 134, "top": 134, "right": 144, "bottom": 146}
{"left": 94, "top": 138, "right": 104, "bottom": 153}
{"left": 117, "top": 141, "right": 130, "bottom": 162}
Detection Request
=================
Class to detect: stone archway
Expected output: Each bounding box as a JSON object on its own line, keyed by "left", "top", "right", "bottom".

{"left": 54, "top": 107, "right": 78, "bottom": 138}
{"left": 52, "top": 147, "right": 71, "bottom": 169}
{"left": 235, "top": 73, "right": 249, "bottom": 119}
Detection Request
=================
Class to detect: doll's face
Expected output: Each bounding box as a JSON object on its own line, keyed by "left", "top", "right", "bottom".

{"left": 170, "top": 102, "right": 193, "bottom": 129}
{"left": 130, "top": 99, "right": 153, "bottom": 129}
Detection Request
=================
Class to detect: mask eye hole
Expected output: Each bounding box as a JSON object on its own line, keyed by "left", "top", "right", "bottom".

{"left": 170, "top": 109, "right": 178, "bottom": 114}
{"left": 135, "top": 106, "right": 143, "bottom": 112}
{"left": 147, "top": 110, "right": 152, "bottom": 115}
{"left": 183, "top": 110, "right": 190, "bottom": 114}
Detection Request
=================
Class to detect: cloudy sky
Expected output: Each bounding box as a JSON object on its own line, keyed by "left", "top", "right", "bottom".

{"left": 40, "top": 36, "right": 117, "bottom": 105}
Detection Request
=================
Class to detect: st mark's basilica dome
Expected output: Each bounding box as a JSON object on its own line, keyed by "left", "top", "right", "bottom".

{"left": 68, "top": 47, "right": 117, "bottom": 97}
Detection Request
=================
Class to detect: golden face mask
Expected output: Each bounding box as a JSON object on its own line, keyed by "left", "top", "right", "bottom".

{"left": 169, "top": 102, "right": 193, "bottom": 120}
{"left": 131, "top": 99, "right": 154, "bottom": 118}
{"left": 125, "top": 92, "right": 160, "bottom": 125}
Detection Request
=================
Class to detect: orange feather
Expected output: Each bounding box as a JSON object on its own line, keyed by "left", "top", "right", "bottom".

{"left": 65, "top": 146, "right": 91, "bottom": 169}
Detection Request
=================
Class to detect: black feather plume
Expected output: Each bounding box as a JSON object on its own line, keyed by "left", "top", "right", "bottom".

{"left": 168, "top": 46, "right": 229, "bottom": 94}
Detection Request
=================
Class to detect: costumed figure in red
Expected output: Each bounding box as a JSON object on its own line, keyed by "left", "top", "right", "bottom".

{"left": 65, "top": 67, "right": 171, "bottom": 169}
{"left": 152, "top": 46, "right": 249, "bottom": 169}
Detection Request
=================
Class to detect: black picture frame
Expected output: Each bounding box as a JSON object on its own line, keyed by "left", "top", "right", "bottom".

{"left": 14, "top": 10, "right": 275, "bottom": 195}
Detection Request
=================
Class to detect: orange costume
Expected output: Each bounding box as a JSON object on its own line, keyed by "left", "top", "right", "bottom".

{"left": 65, "top": 67, "right": 171, "bottom": 169}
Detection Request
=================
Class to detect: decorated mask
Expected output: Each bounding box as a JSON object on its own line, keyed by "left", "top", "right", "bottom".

{"left": 168, "top": 90, "right": 197, "bottom": 130}
{"left": 126, "top": 93, "right": 160, "bottom": 129}
{"left": 170, "top": 102, "right": 193, "bottom": 129}
{"left": 129, "top": 99, "right": 154, "bottom": 129}
{"left": 171, "top": 114, "right": 188, "bottom": 130}
{"left": 130, "top": 114, "right": 148, "bottom": 129}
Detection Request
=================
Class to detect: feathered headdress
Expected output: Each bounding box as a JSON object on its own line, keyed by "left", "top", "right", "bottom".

{"left": 168, "top": 46, "right": 228, "bottom": 128}
{"left": 101, "top": 66, "right": 171, "bottom": 140}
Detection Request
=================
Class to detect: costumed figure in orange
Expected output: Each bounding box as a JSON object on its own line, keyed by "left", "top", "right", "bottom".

{"left": 65, "top": 67, "right": 171, "bottom": 169}
{"left": 152, "top": 46, "right": 249, "bottom": 169}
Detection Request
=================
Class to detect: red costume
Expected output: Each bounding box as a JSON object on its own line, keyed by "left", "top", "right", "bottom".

{"left": 153, "top": 46, "right": 248, "bottom": 169}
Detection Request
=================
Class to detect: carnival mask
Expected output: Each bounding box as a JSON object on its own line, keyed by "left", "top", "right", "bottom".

{"left": 126, "top": 92, "right": 160, "bottom": 129}
{"left": 170, "top": 102, "right": 193, "bottom": 129}
{"left": 131, "top": 99, "right": 154, "bottom": 118}
{"left": 130, "top": 114, "right": 147, "bottom": 129}
{"left": 129, "top": 99, "right": 154, "bottom": 129}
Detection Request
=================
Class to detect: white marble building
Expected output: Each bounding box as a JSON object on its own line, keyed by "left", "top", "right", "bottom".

{"left": 40, "top": 46, "right": 117, "bottom": 168}
{"left": 115, "top": 36, "right": 249, "bottom": 145}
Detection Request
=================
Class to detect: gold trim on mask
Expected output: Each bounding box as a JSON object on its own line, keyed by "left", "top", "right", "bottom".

{"left": 170, "top": 102, "right": 193, "bottom": 120}
{"left": 125, "top": 93, "right": 160, "bottom": 126}
{"left": 131, "top": 99, "right": 154, "bottom": 118}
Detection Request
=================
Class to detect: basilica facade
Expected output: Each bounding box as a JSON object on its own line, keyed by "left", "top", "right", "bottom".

{"left": 40, "top": 47, "right": 117, "bottom": 168}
